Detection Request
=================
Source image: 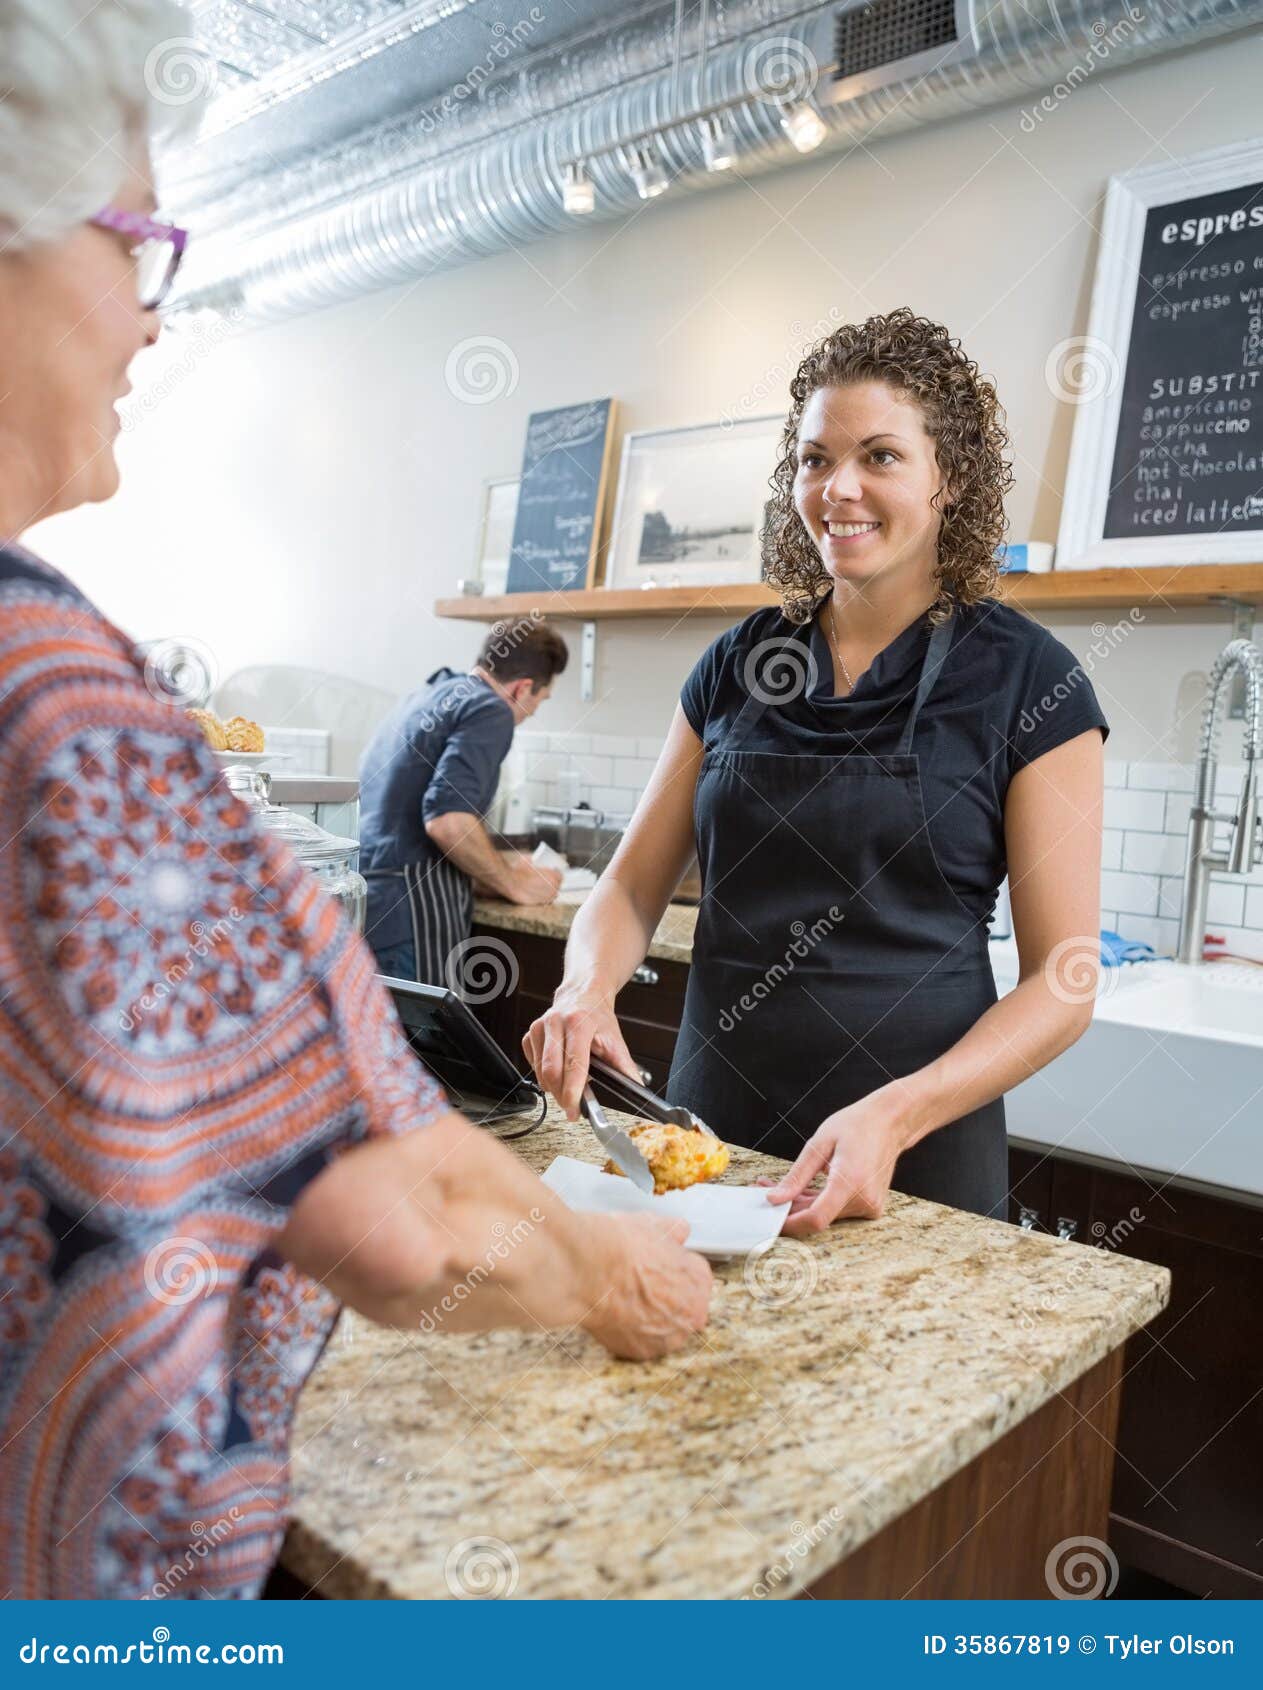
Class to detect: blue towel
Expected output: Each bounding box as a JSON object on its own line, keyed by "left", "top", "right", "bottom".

{"left": 1099, "top": 929, "right": 1162, "bottom": 967}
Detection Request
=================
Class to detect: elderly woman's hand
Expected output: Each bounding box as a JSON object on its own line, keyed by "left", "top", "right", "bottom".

{"left": 762, "top": 1091, "right": 907, "bottom": 1237}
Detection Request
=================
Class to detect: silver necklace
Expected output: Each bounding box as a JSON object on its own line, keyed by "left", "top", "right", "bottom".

{"left": 824, "top": 604, "right": 854, "bottom": 696}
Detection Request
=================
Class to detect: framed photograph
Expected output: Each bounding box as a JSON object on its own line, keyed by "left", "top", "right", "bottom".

{"left": 1057, "top": 137, "right": 1263, "bottom": 570}
{"left": 475, "top": 477, "right": 519, "bottom": 596}
{"left": 604, "top": 414, "right": 784, "bottom": 590}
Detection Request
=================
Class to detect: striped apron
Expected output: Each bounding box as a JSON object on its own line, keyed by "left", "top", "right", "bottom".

{"left": 364, "top": 855, "right": 473, "bottom": 986}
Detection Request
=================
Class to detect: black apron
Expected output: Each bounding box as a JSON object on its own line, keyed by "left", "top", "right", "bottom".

{"left": 364, "top": 856, "right": 472, "bottom": 986}
{"left": 667, "top": 610, "right": 1008, "bottom": 1219}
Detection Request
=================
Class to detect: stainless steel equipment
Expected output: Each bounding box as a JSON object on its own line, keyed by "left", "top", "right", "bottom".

{"left": 225, "top": 766, "right": 367, "bottom": 933}
{"left": 1176, "top": 639, "right": 1263, "bottom": 965}
{"left": 266, "top": 774, "right": 360, "bottom": 846}
{"left": 530, "top": 805, "right": 628, "bottom": 875}
{"left": 528, "top": 805, "right": 702, "bottom": 903}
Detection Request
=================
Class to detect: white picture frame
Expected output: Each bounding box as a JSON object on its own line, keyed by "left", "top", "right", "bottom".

{"left": 475, "top": 477, "right": 520, "bottom": 595}
{"left": 603, "top": 415, "right": 784, "bottom": 590}
{"left": 1057, "top": 137, "right": 1263, "bottom": 570}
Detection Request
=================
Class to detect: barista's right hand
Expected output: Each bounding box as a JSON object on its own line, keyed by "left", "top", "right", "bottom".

{"left": 504, "top": 861, "right": 562, "bottom": 906}
{"left": 523, "top": 988, "right": 639, "bottom": 1120}
{"left": 578, "top": 1212, "right": 712, "bottom": 1360}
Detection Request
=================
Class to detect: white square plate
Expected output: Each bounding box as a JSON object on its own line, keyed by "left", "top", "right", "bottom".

{"left": 541, "top": 1155, "right": 788, "bottom": 1260}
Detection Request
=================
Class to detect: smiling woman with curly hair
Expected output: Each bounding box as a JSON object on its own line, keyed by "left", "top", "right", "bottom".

{"left": 527, "top": 306, "right": 1110, "bottom": 1237}
{"left": 763, "top": 306, "right": 1013, "bottom": 623}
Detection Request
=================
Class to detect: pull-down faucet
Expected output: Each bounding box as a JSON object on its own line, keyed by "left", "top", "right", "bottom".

{"left": 1176, "top": 639, "right": 1263, "bottom": 965}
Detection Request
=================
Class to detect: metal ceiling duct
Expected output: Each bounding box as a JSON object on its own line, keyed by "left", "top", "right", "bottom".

{"left": 164, "top": 0, "right": 1263, "bottom": 323}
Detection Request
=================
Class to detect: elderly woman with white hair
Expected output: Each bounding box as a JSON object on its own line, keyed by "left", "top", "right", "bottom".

{"left": 0, "top": 0, "right": 710, "bottom": 1600}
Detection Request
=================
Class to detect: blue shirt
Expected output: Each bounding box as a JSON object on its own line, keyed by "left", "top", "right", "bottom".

{"left": 358, "top": 669, "right": 514, "bottom": 952}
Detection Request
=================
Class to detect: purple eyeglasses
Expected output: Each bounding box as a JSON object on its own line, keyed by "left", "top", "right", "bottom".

{"left": 90, "top": 207, "right": 189, "bottom": 311}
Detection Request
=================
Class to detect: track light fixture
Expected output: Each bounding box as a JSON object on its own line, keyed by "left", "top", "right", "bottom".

{"left": 562, "top": 161, "right": 595, "bottom": 214}
{"left": 629, "top": 145, "right": 670, "bottom": 199}
{"left": 779, "top": 101, "right": 827, "bottom": 154}
{"left": 699, "top": 114, "right": 735, "bottom": 171}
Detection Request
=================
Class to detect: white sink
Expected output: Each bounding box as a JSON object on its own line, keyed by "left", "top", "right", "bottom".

{"left": 993, "top": 956, "right": 1263, "bottom": 1199}
{"left": 1103, "top": 962, "right": 1263, "bottom": 1046}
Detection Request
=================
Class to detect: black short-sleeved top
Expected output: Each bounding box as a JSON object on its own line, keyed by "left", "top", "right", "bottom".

{"left": 680, "top": 596, "right": 1109, "bottom": 923}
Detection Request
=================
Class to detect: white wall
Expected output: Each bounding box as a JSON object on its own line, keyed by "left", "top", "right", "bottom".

{"left": 31, "top": 29, "right": 1263, "bottom": 771}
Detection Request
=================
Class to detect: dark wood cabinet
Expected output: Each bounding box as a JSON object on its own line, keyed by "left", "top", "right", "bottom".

{"left": 1016, "top": 1148, "right": 1263, "bottom": 1599}
{"left": 470, "top": 924, "right": 689, "bottom": 1093}
{"left": 473, "top": 921, "right": 1261, "bottom": 1597}
{"left": 1006, "top": 1145, "right": 1056, "bottom": 1235}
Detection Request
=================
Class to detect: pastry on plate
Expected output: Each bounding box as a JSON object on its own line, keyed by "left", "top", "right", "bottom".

{"left": 186, "top": 707, "right": 228, "bottom": 751}
{"left": 604, "top": 1120, "right": 730, "bottom": 1194}
{"left": 223, "top": 715, "right": 265, "bottom": 753}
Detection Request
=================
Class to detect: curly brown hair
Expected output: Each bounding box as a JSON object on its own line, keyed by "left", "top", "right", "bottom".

{"left": 762, "top": 307, "right": 1013, "bottom": 625}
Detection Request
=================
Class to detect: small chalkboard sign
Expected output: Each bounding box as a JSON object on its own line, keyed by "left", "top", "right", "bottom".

{"left": 1059, "top": 139, "right": 1263, "bottom": 569}
{"left": 504, "top": 399, "right": 617, "bottom": 594}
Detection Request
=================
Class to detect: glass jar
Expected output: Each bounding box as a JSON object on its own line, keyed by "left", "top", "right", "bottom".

{"left": 225, "top": 767, "right": 367, "bottom": 933}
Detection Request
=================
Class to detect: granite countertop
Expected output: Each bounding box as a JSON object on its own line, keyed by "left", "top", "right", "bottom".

{"left": 283, "top": 1106, "right": 1170, "bottom": 1600}
{"left": 473, "top": 895, "right": 697, "bottom": 965}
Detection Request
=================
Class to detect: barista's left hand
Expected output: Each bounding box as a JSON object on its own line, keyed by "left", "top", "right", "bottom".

{"left": 762, "top": 1091, "right": 906, "bottom": 1237}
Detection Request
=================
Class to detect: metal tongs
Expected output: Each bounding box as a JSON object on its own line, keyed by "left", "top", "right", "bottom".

{"left": 586, "top": 1055, "right": 716, "bottom": 1138}
{"left": 580, "top": 1083, "right": 655, "bottom": 1194}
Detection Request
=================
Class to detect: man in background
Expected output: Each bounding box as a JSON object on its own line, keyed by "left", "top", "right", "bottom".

{"left": 359, "top": 618, "right": 566, "bottom": 983}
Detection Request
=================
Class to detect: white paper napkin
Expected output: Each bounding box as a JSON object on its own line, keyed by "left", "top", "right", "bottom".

{"left": 541, "top": 1155, "right": 789, "bottom": 1260}
{"left": 530, "top": 843, "right": 597, "bottom": 902}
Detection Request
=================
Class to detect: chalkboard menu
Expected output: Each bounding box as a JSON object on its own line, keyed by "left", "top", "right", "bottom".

{"left": 505, "top": 398, "right": 617, "bottom": 594}
{"left": 1104, "top": 182, "right": 1263, "bottom": 540}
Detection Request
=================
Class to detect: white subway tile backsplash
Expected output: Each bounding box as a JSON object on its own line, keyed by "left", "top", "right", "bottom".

{"left": 1162, "top": 791, "right": 1194, "bottom": 836}
{"left": 569, "top": 753, "right": 613, "bottom": 786}
{"left": 590, "top": 734, "right": 641, "bottom": 757}
{"left": 1113, "top": 914, "right": 1179, "bottom": 954}
{"left": 637, "top": 736, "right": 668, "bottom": 761}
{"left": 1127, "top": 761, "right": 1194, "bottom": 793}
{"left": 1105, "top": 755, "right": 1263, "bottom": 936}
{"left": 547, "top": 732, "right": 591, "bottom": 754}
{"left": 1213, "top": 769, "right": 1247, "bottom": 813}
{"left": 588, "top": 785, "right": 638, "bottom": 817}
{"left": 1156, "top": 877, "right": 1182, "bottom": 921}
{"left": 1122, "top": 832, "right": 1184, "bottom": 877}
{"left": 520, "top": 750, "right": 562, "bottom": 783}
{"left": 511, "top": 778, "right": 546, "bottom": 817}
{"left": 1104, "top": 789, "right": 1167, "bottom": 832}
{"left": 1205, "top": 880, "right": 1247, "bottom": 927}
{"left": 613, "top": 757, "right": 659, "bottom": 789}
{"left": 1104, "top": 762, "right": 1128, "bottom": 789}
{"left": 1101, "top": 869, "right": 1161, "bottom": 917}
{"left": 1206, "top": 924, "right": 1263, "bottom": 962}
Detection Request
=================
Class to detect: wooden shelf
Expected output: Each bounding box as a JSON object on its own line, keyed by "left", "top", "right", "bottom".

{"left": 436, "top": 565, "right": 1263, "bottom": 623}
{"left": 1003, "top": 563, "right": 1263, "bottom": 610}
{"left": 436, "top": 583, "right": 777, "bottom": 622}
